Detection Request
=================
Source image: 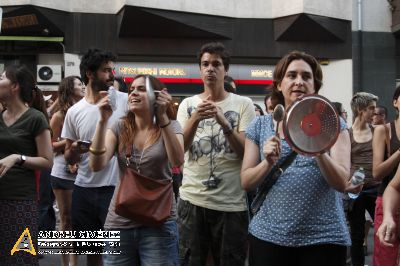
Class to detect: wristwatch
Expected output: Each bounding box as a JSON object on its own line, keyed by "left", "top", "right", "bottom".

{"left": 18, "top": 155, "right": 27, "bottom": 166}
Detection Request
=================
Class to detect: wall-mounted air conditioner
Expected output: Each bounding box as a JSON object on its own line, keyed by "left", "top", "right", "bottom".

{"left": 37, "top": 65, "right": 62, "bottom": 83}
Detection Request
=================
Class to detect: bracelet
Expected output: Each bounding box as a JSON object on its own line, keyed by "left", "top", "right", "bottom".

{"left": 89, "top": 147, "right": 106, "bottom": 155}
{"left": 160, "top": 120, "right": 171, "bottom": 128}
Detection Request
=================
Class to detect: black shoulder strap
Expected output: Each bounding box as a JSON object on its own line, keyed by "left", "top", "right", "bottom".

{"left": 250, "top": 151, "right": 297, "bottom": 215}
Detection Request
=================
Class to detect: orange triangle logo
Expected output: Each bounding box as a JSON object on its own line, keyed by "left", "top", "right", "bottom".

{"left": 10, "top": 227, "right": 36, "bottom": 256}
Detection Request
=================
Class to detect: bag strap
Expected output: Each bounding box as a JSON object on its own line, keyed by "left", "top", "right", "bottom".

{"left": 384, "top": 123, "right": 390, "bottom": 158}
{"left": 250, "top": 150, "right": 297, "bottom": 215}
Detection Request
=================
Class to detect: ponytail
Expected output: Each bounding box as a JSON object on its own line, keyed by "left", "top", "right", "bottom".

{"left": 4, "top": 65, "right": 49, "bottom": 123}
{"left": 30, "top": 85, "right": 49, "bottom": 123}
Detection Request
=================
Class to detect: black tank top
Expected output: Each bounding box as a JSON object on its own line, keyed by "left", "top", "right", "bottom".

{"left": 378, "top": 121, "right": 400, "bottom": 196}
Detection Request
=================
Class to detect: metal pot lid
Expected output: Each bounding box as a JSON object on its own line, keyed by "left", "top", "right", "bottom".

{"left": 282, "top": 94, "right": 340, "bottom": 156}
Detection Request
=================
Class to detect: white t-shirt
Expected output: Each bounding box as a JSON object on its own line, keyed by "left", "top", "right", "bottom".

{"left": 61, "top": 91, "right": 128, "bottom": 187}
{"left": 177, "top": 93, "right": 255, "bottom": 212}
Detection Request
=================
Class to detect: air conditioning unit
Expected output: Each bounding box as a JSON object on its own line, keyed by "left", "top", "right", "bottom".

{"left": 37, "top": 65, "right": 62, "bottom": 83}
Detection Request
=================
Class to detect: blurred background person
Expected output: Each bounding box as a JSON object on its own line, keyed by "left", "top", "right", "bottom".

{"left": 113, "top": 76, "right": 128, "bottom": 93}
{"left": 264, "top": 88, "right": 278, "bottom": 114}
{"left": 224, "top": 75, "right": 237, "bottom": 93}
{"left": 372, "top": 85, "right": 400, "bottom": 266}
{"left": 347, "top": 92, "right": 379, "bottom": 266}
{"left": 254, "top": 103, "right": 264, "bottom": 116}
{"left": 376, "top": 155, "right": 400, "bottom": 252}
{"left": 0, "top": 65, "right": 53, "bottom": 265}
{"left": 332, "top": 101, "right": 348, "bottom": 122}
{"left": 44, "top": 94, "right": 54, "bottom": 109}
{"left": 372, "top": 105, "right": 387, "bottom": 126}
{"left": 50, "top": 75, "right": 85, "bottom": 266}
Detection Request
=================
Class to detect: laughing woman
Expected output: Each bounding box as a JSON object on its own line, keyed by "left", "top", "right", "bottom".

{"left": 0, "top": 65, "right": 53, "bottom": 265}
{"left": 241, "top": 51, "right": 353, "bottom": 266}
{"left": 89, "top": 74, "right": 184, "bottom": 265}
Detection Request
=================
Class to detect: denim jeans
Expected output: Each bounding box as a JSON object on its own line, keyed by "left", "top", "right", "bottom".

{"left": 103, "top": 220, "right": 179, "bottom": 266}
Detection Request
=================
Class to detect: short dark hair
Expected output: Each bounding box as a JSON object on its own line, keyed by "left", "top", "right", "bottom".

{"left": 376, "top": 105, "right": 388, "bottom": 116}
{"left": 224, "top": 81, "right": 235, "bottom": 93}
{"left": 114, "top": 76, "right": 128, "bottom": 93}
{"left": 332, "top": 102, "right": 344, "bottom": 117}
{"left": 224, "top": 75, "right": 235, "bottom": 84}
{"left": 80, "top": 48, "right": 116, "bottom": 84}
{"left": 254, "top": 103, "right": 264, "bottom": 116}
{"left": 271, "top": 51, "right": 323, "bottom": 106}
{"left": 197, "top": 42, "right": 230, "bottom": 71}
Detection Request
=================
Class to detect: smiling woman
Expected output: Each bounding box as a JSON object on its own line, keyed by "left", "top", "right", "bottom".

{"left": 89, "top": 74, "right": 184, "bottom": 265}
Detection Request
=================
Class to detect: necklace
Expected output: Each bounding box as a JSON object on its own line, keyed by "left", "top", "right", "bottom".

{"left": 202, "top": 118, "right": 221, "bottom": 189}
{"left": 129, "top": 128, "right": 151, "bottom": 173}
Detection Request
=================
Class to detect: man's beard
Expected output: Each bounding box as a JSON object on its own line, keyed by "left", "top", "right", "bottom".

{"left": 92, "top": 77, "right": 112, "bottom": 92}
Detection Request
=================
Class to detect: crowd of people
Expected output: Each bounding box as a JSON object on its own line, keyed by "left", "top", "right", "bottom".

{"left": 1, "top": 42, "right": 400, "bottom": 266}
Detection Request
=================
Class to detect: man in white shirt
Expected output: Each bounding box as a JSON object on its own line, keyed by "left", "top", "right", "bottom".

{"left": 62, "top": 48, "right": 127, "bottom": 265}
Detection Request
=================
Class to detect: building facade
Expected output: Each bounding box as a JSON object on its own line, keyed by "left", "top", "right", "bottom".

{"left": 0, "top": 0, "right": 397, "bottom": 118}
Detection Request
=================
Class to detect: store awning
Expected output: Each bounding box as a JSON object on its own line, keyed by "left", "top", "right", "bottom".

{"left": 1, "top": 6, "right": 64, "bottom": 38}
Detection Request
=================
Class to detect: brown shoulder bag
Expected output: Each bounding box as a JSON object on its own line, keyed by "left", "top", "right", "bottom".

{"left": 114, "top": 145, "right": 173, "bottom": 227}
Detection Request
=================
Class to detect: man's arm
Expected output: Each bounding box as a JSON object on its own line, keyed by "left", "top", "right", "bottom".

{"left": 215, "top": 98, "right": 255, "bottom": 158}
{"left": 215, "top": 112, "right": 246, "bottom": 157}
{"left": 182, "top": 114, "right": 201, "bottom": 152}
{"left": 64, "top": 139, "right": 88, "bottom": 165}
{"left": 178, "top": 98, "right": 216, "bottom": 152}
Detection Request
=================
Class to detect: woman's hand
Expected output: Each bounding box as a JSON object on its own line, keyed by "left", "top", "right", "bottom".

{"left": 344, "top": 179, "right": 363, "bottom": 194}
{"left": 0, "top": 154, "right": 20, "bottom": 177}
{"left": 377, "top": 217, "right": 397, "bottom": 247}
{"left": 263, "top": 136, "right": 281, "bottom": 165}
{"left": 98, "top": 91, "right": 113, "bottom": 123}
{"left": 156, "top": 89, "right": 172, "bottom": 126}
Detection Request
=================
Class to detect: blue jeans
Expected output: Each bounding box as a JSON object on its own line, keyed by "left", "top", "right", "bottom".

{"left": 103, "top": 220, "right": 179, "bottom": 266}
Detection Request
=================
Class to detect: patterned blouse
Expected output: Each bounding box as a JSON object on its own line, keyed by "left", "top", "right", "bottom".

{"left": 246, "top": 114, "right": 351, "bottom": 247}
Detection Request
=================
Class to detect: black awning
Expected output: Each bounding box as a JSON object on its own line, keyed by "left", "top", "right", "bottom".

{"left": 1, "top": 5, "right": 64, "bottom": 37}
{"left": 274, "top": 13, "right": 349, "bottom": 42}
{"left": 117, "top": 6, "right": 233, "bottom": 39}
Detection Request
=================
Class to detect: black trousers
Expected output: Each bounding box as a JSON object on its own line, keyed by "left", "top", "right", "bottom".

{"left": 347, "top": 190, "right": 377, "bottom": 266}
{"left": 248, "top": 234, "right": 347, "bottom": 266}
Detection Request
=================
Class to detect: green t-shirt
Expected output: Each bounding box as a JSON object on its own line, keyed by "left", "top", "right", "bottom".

{"left": 0, "top": 108, "right": 49, "bottom": 200}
